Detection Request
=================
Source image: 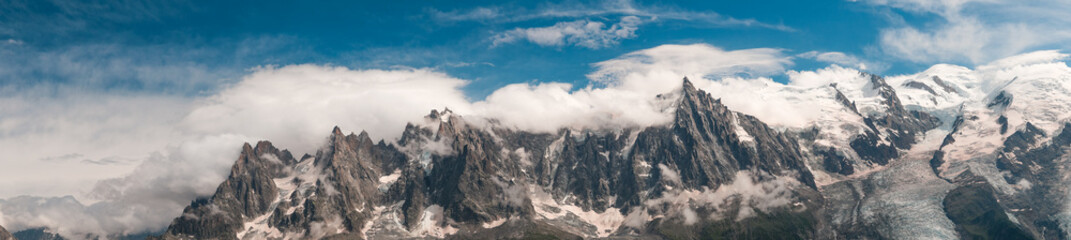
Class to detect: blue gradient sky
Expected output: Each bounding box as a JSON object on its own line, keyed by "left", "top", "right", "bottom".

{"left": 5, "top": 0, "right": 1035, "bottom": 99}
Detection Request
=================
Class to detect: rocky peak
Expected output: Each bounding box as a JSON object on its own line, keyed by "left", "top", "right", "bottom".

{"left": 654, "top": 78, "right": 815, "bottom": 188}
{"left": 987, "top": 90, "right": 1013, "bottom": 109}
{"left": 681, "top": 77, "right": 697, "bottom": 95}
{"left": 332, "top": 125, "right": 344, "bottom": 136}
{"left": 831, "top": 84, "right": 861, "bottom": 115}
{"left": 931, "top": 76, "right": 959, "bottom": 93}
{"left": 865, "top": 72, "right": 909, "bottom": 115}
{"left": 0, "top": 224, "right": 13, "bottom": 240}
{"left": 160, "top": 140, "right": 295, "bottom": 239}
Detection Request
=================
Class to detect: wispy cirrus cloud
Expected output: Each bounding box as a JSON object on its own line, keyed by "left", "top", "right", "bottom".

{"left": 431, "top": 0, "right": 793, "bottom": 49}
{"left": 491, "top": 16, "right": 643, "bottom": 49}
{"left": 427, "top": 7, "right": 502, "bottom": 22}
{"left": 429, "top": 0, "right": 793, "bottom": 31}
{"left": 0, "top": 0, "right": 192, "bottom": 41}
{"left": 862, "top": 0, "right": 1071, "bottom": 64}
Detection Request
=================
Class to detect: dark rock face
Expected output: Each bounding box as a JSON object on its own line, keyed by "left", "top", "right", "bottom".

{"left": 159, "top": 141, "right": 298, "bottom": 239}
{"left": 157, "top": 128, "right": 409, "bottom": 240}
{"left": 931, "top": 115, "right": 966, "bottom": 176}
{"left": 987, "top": 123, "right": 1071, "bottom": 239}
{"left": 904, "top": 81, "right": 938, "bottom": 95}
{"left": 817, "top": 147, "right": 854, "bottom": 175}
{"left": 931, "top": 76, "right": 959, "bottom": 93}
{"left": 943, "top": 176, "right": 1033, "bottom": 240}
{"left": 11, "top": 228, "right": 64, "bottom": 240}
{"left": 988, "top": 91, "right": 1013, "bottom": 109}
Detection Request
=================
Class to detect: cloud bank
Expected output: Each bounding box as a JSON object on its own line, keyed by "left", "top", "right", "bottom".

{"left": 588, "top": 43, "right": 791, "bottom": 91}
{"left": 182, "top": 65, "right": 473, "bottom": 155}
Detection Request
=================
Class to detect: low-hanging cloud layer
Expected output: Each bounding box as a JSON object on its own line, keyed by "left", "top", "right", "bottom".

{"left": 1, "top": 43, "right": 1069, "bottom": 238}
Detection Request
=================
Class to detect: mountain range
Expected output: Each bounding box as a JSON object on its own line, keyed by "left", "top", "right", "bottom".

{"left": 5, "top": 61, "right": 1071, "bottom": 239}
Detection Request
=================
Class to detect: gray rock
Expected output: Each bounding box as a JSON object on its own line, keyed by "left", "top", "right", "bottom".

{"left": 0, "top": 224, "right": 14, "bottom": 240}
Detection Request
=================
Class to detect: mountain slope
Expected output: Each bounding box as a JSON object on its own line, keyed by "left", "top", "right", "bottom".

{"left": 0, "top": 225, "right": 13, "bottom": 240}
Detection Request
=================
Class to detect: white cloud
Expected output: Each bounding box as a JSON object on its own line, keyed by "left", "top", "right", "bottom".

{"left": 469, "top": 81, "right": 676, "bottom": 133}
{"left": 182, "top": 65, "right": 473, "bottom": 155}
{"left": 0, "top": 37, "right": 292, "bottom": 198}
{"left": 797, "top": 51, "right": 873, "bottom": 70}
{"left": 588, "top": 43, "right": 791, "bottom": 92}
{"left": 0, "top": 134, "right": 250, "bottom": 238}
{"left": 865, "top": 0, "right": 1071, "bottom": 64}
{"left": 470, "top": 43, "right": 792, "bottom": 133}
{"left": 0, "top": 90, "right": 189, "bottom": 198}
{"left": 643, "top": 171, "right": 800, "bottom": 224}
{"left": 658, "top": 164, "right": 682, "bottom": 184}
{"left": 491, "top": 16, "right": 643, "bottom": 49}
{"left": 976, "top": 49, "right": 1069, "bottom": 73}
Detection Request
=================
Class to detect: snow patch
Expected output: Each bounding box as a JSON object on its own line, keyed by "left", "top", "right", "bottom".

{"left": 482, "top": 218, "right": 507, "bottom": 229}
{"left": 410, "top": 205, "right": 459, "bottom": 238}
{"left": 529, "top": 186, "right": 625, "bottom": 237}
{"left": 378, "top": 170, "right": 402, "bottom": 192}
{"left": 731, "top": 113, "right": 754, "bottom": 143}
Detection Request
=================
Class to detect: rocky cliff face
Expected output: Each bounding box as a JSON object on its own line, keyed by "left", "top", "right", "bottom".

{"left": 0, "top": 224, "right": 14, "bottom": 240}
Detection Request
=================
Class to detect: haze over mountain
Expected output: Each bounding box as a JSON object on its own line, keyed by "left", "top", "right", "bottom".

{"left": 3, "top": 0, "right": 1071, "bottom": 239}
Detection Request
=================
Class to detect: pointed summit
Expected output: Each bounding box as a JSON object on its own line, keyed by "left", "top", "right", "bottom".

{"left": 678, "top": 76, "right": 712, "bottom": 110}
{"left": 357, "top": 130, "right": 372, "bottom": 142}
{"left": 332, "top": 126, "right": 343, "bottom": 136}
{"left": 427, "top": 109, "right": 441, "bottom": 120}
{"left": 0, "top": 224, "right": 13, "bottom": 240}
{"left": 681, "top": 77, "right": 697, "bottom": 94}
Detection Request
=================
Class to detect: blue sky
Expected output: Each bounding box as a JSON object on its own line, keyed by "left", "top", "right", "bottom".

{"left": 2, "top": 0, "right": 1010, "bottom": 99}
